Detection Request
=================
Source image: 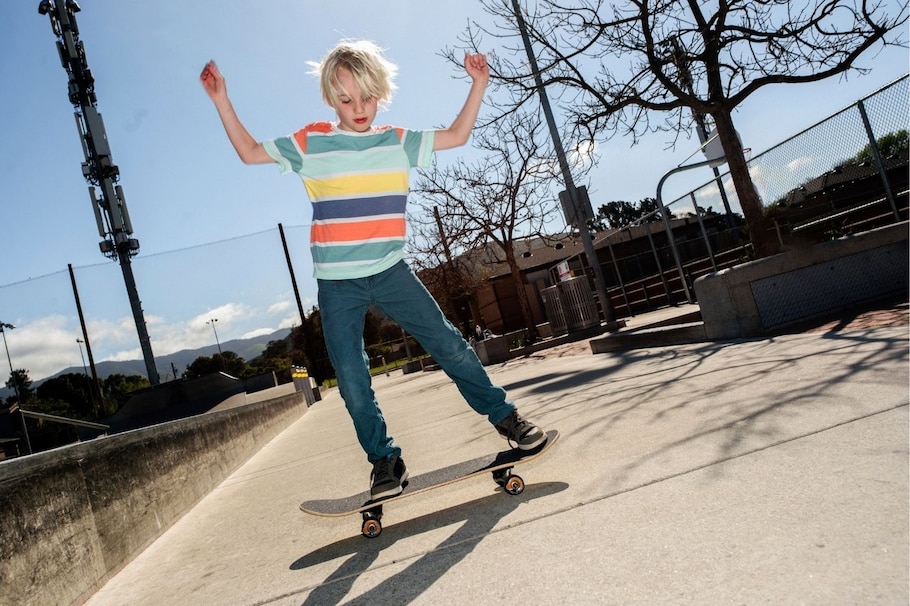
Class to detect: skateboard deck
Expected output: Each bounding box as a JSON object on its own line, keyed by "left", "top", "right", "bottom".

{"left": 300, "top": 429, "right": 559, "bottom": 537}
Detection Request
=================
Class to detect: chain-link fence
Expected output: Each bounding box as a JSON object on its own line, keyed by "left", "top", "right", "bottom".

{"left": 668, "top": 74, "right": 908, "bottom": 238}
{"left": 0, "top": 225, "right": 317, "bottom": 390}
{"left": 588, "top": 74, "right": 908, "bottom": 316}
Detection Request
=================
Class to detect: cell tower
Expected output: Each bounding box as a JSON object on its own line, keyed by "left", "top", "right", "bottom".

{"left": 39, "top": 0, "right": 160, "bottom": 385}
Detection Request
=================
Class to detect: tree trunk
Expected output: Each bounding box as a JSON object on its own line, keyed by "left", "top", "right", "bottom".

{"left": 505, "top": 251, "right": 540, "bottom": 342}
{"left": 712, "top": 108, "right": 781, "bottom": 258}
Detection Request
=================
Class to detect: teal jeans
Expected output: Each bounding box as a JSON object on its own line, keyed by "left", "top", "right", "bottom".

{"left": 317, "top": 261, "right": 515, "bottom": 462}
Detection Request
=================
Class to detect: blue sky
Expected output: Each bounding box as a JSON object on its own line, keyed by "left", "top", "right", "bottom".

{"left": 0, "top": 0, "right": 906, "bottom": 381}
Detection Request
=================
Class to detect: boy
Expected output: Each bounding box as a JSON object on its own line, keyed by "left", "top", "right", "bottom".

{"left": 200, "top": 40, "right": 546, "bottom": 500}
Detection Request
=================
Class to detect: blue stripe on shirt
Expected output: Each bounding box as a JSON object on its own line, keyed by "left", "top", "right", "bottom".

{"left": 311, "top": 194, "right": 407, "bottom": 221}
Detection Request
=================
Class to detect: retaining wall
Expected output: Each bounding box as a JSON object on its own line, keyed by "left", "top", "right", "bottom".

{"left": 0, "top": 390, "right": 307, "bottom": 606}
{"left": 694, "top": 222, "right": 909, "bottom": 339}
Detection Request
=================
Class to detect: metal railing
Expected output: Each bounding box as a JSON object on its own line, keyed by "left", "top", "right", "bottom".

{"left": 569, "top": 74, "right": 909, "bottom": 318}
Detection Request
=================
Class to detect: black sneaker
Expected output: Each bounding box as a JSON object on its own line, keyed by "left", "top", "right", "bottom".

{"left": 494, "top": 409, "right": 546, "bottom": 451}
{"left": 370, "top": 455, "right": 409, "bottom": 500}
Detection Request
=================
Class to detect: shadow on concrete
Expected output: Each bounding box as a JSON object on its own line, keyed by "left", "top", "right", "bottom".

{"left": 538, "top": 329, "right": 907, "bottom": 493}
{"left": 499, "top": 326, "right": 907, "bottom": 504}
{"left": 290, "top": 481, "right": 569, "bottom": 605}
{"left": 500, "top": 342, "right": 722, "bottom": 396}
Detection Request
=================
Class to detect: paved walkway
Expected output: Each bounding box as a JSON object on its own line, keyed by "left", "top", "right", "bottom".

{"left": 85, "top": 312, "right": 908, "bottom": 605}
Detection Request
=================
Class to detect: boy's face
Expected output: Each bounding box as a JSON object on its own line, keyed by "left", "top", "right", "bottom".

{"left": 332, "top": 67, "right": 378, "bottom": 133}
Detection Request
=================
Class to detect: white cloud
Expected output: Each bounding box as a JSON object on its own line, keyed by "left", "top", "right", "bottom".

{"left": 672, "top": 207, "right": 696, "bottom": 218}
{"left": 240, "top": 327, "right": 279, "bottom": 340}
{"left": 108, "top": 347, "right": 142, "bottom": 363}
{"left": 188, "top": 303, "right": 251, "bottom": 330}
{"left": 0, "top": 316, "right": 84, "bottom": 382}
{"left": 277, "top": 312, "right": 300, "bottom": 330}
{"left": 787, "top": 156, "right": 816, "bottom": 173}
{"left": 9, "top": 296, "right": 307, "bottom": 381}
{"left": 694, "top": 181, "right": 721, "bottom": 201}
{"left": 570, "top": 140, "right": 598, "bottom": 169}
{"left": 267, "top": 300, "right": 292, "bottom": 315}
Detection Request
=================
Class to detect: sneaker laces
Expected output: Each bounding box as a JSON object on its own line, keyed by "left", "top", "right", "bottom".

{"left": 499, "top": 411, "right": 530, "bottom": 448}
{"left": 372, "top": 458, "right": 393, "bottom": 482}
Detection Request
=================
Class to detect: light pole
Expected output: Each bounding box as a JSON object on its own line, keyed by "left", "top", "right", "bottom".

{"left": 0, "top": 323, "right": 20, "bottom": 404}
{"left": 76, "top": 338, "right": 97, "bottom": 415}
{"left": 207, "top": 319, "right": 222, "bottom": 356}
{"left": 1, "top": 322, "right": 31, "bottom": 455}
{"left": 510, "top": 0, "right": 615, "bottom": 324}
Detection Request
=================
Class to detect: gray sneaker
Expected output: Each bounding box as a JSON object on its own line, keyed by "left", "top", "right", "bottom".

{"left": 494, "top": 409, "right": 546, "bottom": 450}
{"left": 370, "top": 455, "right": 409, "bottom": 500}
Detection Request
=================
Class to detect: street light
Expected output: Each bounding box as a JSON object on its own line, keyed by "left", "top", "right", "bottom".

{"left": 0, "top": 323, "right": 20, "bottom": 404}
{"left": 206, "top": 319, "right": 222, "bottom": 356}
{"left": 1, "top": 322, "right": 31, "bottom": 455}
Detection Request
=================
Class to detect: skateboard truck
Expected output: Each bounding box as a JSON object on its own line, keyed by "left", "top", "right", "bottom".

{"left": 358, "top": 466, "right": 526, "bottom": 538}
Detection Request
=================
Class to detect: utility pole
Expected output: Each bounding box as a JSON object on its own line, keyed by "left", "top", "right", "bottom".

{"left": 510, "top": 0, "right": 615, "bottom": 323}
{"left": 69, "top": 263, "right": 103, "bottom": 408}
{"left": 39, "top": 0, "right": 159, "bottom": 384}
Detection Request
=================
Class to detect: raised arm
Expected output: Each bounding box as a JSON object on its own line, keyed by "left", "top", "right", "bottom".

{"left": 199, "top": 60, "right": 273, "bottom": 164}
{"left": 433, "top": 53, "right": 489, "bottom": 151}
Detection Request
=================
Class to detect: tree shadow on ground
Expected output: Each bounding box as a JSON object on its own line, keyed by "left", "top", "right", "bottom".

{"left": 503, "top": 328, "right": 908, "bottom": 488}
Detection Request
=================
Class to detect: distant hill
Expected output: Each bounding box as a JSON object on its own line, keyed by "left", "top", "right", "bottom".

{"left": 0, "top": 328, "right": 292, "bottom": 398}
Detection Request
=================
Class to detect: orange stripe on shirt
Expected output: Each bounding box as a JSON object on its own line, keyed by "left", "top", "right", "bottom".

{"left": 292, "top": 122, "right": 334, "bottom": 154}
{"left": 311, "top": 218, "right": 406, "bottom": 244}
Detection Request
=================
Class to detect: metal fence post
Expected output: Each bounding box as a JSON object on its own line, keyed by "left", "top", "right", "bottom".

{"left": 692, "top": 193, "right": 717, "bottom": 273}
{"left": 856, "top": 100, "right": 900, "bottom": 221}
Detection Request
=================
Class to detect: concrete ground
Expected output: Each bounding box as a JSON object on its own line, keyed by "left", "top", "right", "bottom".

{"left": 84, "top": 305, "right": 908, "bottom": 606}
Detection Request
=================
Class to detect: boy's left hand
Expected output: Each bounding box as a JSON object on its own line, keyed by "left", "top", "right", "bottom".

{"left": 464, "top": 53, "right": 490, "bottom": 84}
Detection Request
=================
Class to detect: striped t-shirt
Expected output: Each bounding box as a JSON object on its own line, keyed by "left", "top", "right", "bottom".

{"left": 263, "top": 121, "right": 435, "bottom": 280}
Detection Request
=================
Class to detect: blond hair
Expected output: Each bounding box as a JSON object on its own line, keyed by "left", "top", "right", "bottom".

{"left": 308, "top": 40, "right": 397, "bottom": 109}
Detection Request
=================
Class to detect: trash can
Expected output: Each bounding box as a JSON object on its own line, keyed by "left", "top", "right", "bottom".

{"left": 291, "top": 366, "right": 316, "bottom": 406}
{"left": 541, "top": 285, "right": 567, "bottom": 335}
{"left": 557, "top": 277, "right": 599, "bottom": 332}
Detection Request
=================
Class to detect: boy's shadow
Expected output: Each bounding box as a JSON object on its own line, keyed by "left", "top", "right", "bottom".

{"left": 291, "top": 481, "right": 568, "bottom": 605}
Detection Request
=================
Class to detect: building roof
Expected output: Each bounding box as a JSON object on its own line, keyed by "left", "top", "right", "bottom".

{"left": 468, "top": 217, "right": 699, "bottom": 280}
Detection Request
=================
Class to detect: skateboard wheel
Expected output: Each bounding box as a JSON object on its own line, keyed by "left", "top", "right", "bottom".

{"left": 362, "top": 518, "right": 382, "bottom": 538}
{"left": 503, "top": 475, "right": 525, "bottom": 495}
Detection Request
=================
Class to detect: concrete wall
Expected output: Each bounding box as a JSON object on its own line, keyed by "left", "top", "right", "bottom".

{"left": 694, "top": 222, "right": 909, "bottom": 340}
{"left": 473, "top": 329, "right": 525, "bottom": 365}
{"left": 0, "top": 390, "right": 307, "bottom": 606}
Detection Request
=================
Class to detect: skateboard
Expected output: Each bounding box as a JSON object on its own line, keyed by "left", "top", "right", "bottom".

{"left": 300, "top": 429, "right": 559, "bottom": 538}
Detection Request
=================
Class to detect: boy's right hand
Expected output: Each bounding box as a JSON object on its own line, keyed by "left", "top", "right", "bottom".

{"left": 198, "top": 59, "right": 271, "bottom": 164}
{"left": 199, "top": 60, "right": 226, "bottom": 101}
{"left": 464, "top": 53, "right": 490, "bottom": 86}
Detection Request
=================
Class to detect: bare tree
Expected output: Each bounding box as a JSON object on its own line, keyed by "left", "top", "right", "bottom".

{"left": 407, "top": 217, "right": 490, "bottom": 333}
{"left": 410, "top": 107, "right": 578, "bottom": 339}
{"left": 455, "top": 0, "right": 908, "bottom": 257}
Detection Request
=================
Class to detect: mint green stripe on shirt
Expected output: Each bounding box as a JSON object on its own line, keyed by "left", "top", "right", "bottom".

{"left": 306, "top": 129, "right": 402, "bottom": 155}
{"left": 402, "top": 129, "right": 435, "bottom": 167}
{"left": 263, "top": 138, "right": 303, "bottom": 174}
{"left": 312, "top": 239, "right": 405, "bottom": 265}
{"left": 294, "top": 149, "right": 419, "bottom": 180}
